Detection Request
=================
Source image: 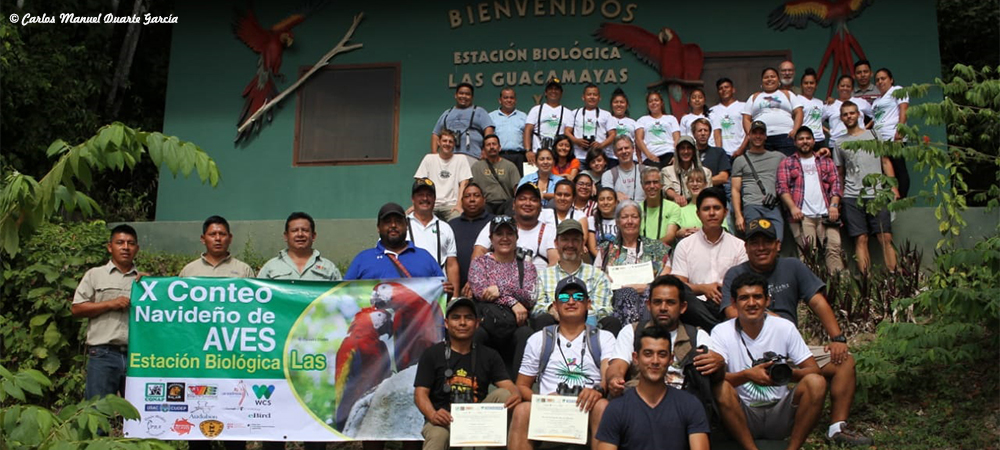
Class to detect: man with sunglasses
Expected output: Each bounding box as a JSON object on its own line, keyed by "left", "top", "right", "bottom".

{"left": 414, "top": 297, "right": 521, "bottom": 450}
{"left": 508, "top": 276, "right": 616, "bottom": 450}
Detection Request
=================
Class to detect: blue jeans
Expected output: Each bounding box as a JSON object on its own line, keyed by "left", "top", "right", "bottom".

{"left": 765, "top": 134, "right": 797, "bottom": 156}
{"left": 85, "top": 345, "right": 127, "bottom": 400}
{"left": 742, "top": 204, "right": 785, "bottom": 239}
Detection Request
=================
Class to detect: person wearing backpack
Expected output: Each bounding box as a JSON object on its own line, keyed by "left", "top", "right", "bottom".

{"left": 596, "top": 325, "right": 710, "bottom": 450}
{"left": 604, "top": 276, "right": 725, "bottom": 416}
{"left": 508, "top": 275, "right": 617, "bottom": 450}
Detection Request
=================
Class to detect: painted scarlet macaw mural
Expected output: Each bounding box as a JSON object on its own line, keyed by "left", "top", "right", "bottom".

{"left": 594, "top": 23, "right": 704, "bottom": 116}
{"left": 768, "top": 0, "right": 874, "bottom": 97}
{"left": 233, "top": 4, "right": 320, "bottom": 143}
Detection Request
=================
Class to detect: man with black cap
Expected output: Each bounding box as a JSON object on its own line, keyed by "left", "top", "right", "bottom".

{"left": 731, "top": 120, "right": 785, "bottom": 238}
{"left": 721, "top": 218, "right": 872, "bottom": 446}
{"left": 414, "top": 297, "right": 521, "bottom": 450}
{"left": 408, "top": 178, "right": 461, "bottom": 295}
{"left": 532, "top": 218, "right": 616, "bottom": 332}
{"left": 471, "top": 182, "right": 558, "bottom": 273}
{"left": 524, "top": 77, "right": 574, "bottom": 156}
{"left": 345, "top": 202, "right": 448, "bottom": 289}
{"left": 508, "top": 275, "right": 616, "bottom": 450}
{"left": 431, "top": 82, "right": 495, "bottom": 164}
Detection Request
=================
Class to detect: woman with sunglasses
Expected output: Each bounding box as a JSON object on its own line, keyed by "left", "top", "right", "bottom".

{"left": 467, "top": 215, "right": 537, "bottom": 375}
{"left": 594, "top": 200, "right": 672, "bottom": 323}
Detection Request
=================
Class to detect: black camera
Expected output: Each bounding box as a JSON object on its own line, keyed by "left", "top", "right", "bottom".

{"left": 557, "top": 382, "right": 583, "bottom": 396}
{"left": 540, "top": 136, "right": 554, "bottom": 150}
{"left": 753, "top": 352, "right": 792, "bottom": 385}
{"left": 515, "top": 247, "right": 535, "bottom": 261}
{"left": 761, "top": 193, "right": 780, "bottom": 210}
{"left": 449, "top": 386, "right": 475, "bottom": 404}
{"left": 584, "top": 136, "right": 596, "bottom": 144}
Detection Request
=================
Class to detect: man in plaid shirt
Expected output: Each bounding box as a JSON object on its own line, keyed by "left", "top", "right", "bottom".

{"left": 776, "top": 126, "right": 844, "bottom": 273}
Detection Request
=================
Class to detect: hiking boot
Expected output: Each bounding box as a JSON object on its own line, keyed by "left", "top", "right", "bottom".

{"left": 829, "top": 424, "right": 874, "bottom": 446}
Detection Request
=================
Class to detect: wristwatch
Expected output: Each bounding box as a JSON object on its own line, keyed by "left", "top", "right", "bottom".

{"left": 591, "top": 384, "right": 606, "bottom": 397}
{"left": 829, "top": 203, "right": 840, "bottom": 209}
{"left": 830, "top": 335, "right": 847, "bottom": 343}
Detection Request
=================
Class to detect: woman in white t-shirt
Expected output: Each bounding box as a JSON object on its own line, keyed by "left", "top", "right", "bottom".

{"left": 679, "top": 88, "right": 711, "bottom": 137}
{"left": 872, "top": 67, "right": 910, "bottom": 196}
{"left": 798, "top": 69, "right": 827, "bottom": 151}
{"left": 587, "top": 186, "right": 619, "bottom": 257}
{"left": 823, "top": 75, "right": 873, "bottom": 146}
{"left": 606, "top": 88, "right": 638, "bottom": 158}
{"left": 742, "top": 67, "right": 803, "bottom": 156}
{"left": 635, "top": 91, "right": 681, "bottom": 168}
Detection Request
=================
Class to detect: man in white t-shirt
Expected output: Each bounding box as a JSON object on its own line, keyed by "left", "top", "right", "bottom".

{"left": 524, "top": 77, "right": 575, "bottom": 156}
{"left": 566, "top": 83, "right": 615, "bottom": 162}
{"left": 709, "top": 77, "right": 747, "bottom": 157}
{"left": 471, "top": 182, "right": 558, "bottom": 272}
{"left": 508, "top": 276, "right": 616, "bottom": 450}
{"left": 711, "top": 272, "right": 826, "bottom": 450}
{"left": 606, "top": 275, "right": 725, "bottom": 398}
{"left": 408, "top": 178, "right": 461, "bottom": 295}
{"left": 777, "top": 126, "right": 844, "bottom": 273}
{"left": 602, "top": 136, "right": 645, "bottom": 202}
{"left": 414, "top": 129, "right": 473, "bottom": 221}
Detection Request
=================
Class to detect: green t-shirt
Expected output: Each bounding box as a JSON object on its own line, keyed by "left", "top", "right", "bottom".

{"left": 640, "top": 199, "right": 681, "bottom": 241}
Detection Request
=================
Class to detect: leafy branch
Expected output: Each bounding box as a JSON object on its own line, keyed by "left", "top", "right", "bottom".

{"left": 0, "top": 122, "right": 220, "bottom": 256}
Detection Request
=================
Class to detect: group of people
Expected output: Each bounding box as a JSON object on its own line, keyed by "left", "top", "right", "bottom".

{"left": 69, "top": 57, "right": 911, "bottom": 449}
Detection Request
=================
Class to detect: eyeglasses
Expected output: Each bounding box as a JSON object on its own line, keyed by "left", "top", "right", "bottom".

{"left": 556, "top": 292, "right": 586, "bottom": 303}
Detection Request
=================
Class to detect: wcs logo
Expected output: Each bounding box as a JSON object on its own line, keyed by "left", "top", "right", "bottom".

{"left": 251, "top": 384, "right": 275, "bottom": 405}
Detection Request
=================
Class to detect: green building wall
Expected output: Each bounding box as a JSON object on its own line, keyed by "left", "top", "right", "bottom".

{"left": 155, "top": 0, "right": 945, "bottom": 221}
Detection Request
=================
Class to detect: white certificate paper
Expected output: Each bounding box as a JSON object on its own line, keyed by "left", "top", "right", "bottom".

{"left": 450, "top": 403, "right": 508, "bottom": 447}
{"left": 523, "top": 163, "right": 538, "bottom": 177}
{"left": 607, "top": 261, "right": 654, "bottom": 289}
{"left": 527, "top": 395, "right": 588, "bottom": 445}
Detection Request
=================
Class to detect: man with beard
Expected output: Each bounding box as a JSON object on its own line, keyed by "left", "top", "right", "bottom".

{"left": 345, "top": 203, "right": 449, "bottom": 450}
{"left": 471, "top": 134, "right": 520, "bottom": 214}
{"left": 596, "top": 325, "right": 710, "bottom": 450}
{"left": 721, "top": 218, "right": 872, "bottom": 446}
{"left": 532, "top": 219, "right": 616, "bottom": 332}
{"left": 471, "top": 182, "right": 559, "bottom": 273}
{"left": 605, "top": 276, "right": 724, "bottom": 402}
{"left": 414, "top": 297, "right": 522, "bottom": 450}
{"left": 258, "top": 212, "right": 342, "bottom": 281}
{"left": 778, "top": 60, "right": 801, "bottom": 95}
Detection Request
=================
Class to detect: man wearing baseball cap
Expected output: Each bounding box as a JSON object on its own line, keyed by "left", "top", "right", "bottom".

{"left": 414, "top": 297, "right": 521, "bottom": 450}
{"left": 731, "top": 120, "right": 786, "bottom": 238}
{"left": 408, "top": 178, "right": 461, "bottom": 295}
{"left": 524, "top": 77, "right": 574, "bottom": 156}
{"left": 508, "top": 275, "right": 616, "bottom": 450}
{"left": 532, "top": 218, "right": 617, "bottom": 333}
{"left": 471, "top": 182, "right": 558, "bottom": 273}
{"left": 345, "top": 202, "right": 447, "bottom": 290}
{"left": 720, "top": 218, "right": 872, "bottom": 446}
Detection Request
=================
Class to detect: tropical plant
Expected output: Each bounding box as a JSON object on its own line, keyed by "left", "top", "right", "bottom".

{"left": 0, "top": 122, "right": 220, "bottom": 256}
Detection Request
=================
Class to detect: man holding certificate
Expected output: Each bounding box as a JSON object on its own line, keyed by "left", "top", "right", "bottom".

{"left": 414, "top": 297, "right": 521, "bottom": 449}
{"left": 596, "top": 325, "right": 711, "bottom": 450}
{"left": 508, "top": 276, "right": 617, "bottom": 450}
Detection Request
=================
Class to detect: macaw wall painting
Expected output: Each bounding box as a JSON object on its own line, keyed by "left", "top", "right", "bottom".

{"left": 768, "top": 0, "right": 874, "bottom": 97}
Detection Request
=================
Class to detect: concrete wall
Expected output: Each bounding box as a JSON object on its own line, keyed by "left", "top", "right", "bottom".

{"left": 155, "top": 0, "right": 944, "bottom": 222}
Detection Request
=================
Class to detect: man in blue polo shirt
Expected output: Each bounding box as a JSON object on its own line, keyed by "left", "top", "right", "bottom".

{"left": 345, "top": 202, "right": 450, "bottom": 290}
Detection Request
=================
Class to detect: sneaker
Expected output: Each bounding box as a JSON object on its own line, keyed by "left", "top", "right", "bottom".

{"left": 829, "top": 424, "right": 874, "bottom": 446}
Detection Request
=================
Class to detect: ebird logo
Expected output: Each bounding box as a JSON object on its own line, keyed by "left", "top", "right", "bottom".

{"left": 251, "top": 385, "right": 275, "bottom": 406}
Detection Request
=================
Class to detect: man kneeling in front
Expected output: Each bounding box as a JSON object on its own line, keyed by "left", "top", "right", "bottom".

{"left": 712, "top": 273, "right": 826, "bottom": 450}
{"left": 508, "top": 276, "right": 616, "bottom": 450}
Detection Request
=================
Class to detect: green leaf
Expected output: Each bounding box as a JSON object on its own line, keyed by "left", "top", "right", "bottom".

{"left": 3, "top": 379, "right": 26, "bottom": 401}
{"left": 46, "top": 139, "right": 70, "bottom": 157}
{"left": 29, "top": 313, "right": 52, "bottom": 327}
{"left": 43, "top": 322, "right": 61, "bottom": 347}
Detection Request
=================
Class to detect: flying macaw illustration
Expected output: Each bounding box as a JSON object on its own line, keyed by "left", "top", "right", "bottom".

{"left": 594, "top": 23, "right": 704, "bottom": 116}
{"left": 767, "top": 0, "right": 874, "bottom": 97}
{"left": 233, "top": 2, "right": 323, "bottom": 143}
{"left": 334, "top": 307, "right": 392, "bottom": 431}
{"left": 371, "top": 282, "right": 445, "bottom": 371}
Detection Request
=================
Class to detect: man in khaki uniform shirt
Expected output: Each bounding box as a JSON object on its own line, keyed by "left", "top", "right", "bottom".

{"left": 179, "top": 215, "right": 255, "bottom": 278}
{"left": 72, "top": 224, "right": 140, "bottom": 400}
{"left": 182, "top": 216, "right": 253, "bottom": 450}
{"left": 257, "top": 211, "right": 342, "bottom": 281}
